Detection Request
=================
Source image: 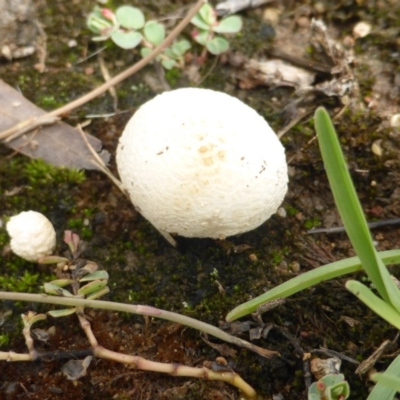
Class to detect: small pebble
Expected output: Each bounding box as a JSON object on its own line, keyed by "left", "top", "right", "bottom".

{"left": 296, "top": 16, "right": 310, "bottom": 29}
{"left": 276, "top": 207, "right": 287, "bottom": 218}
{"left": 390, "top": 113, "right": 400, "bottom": 128}
{"left": 371, "top": 139, "right": 383, "bottom": 156}
{"left": 353, "top": 21, "right": 372, "bottom": 38}
{"left": 249, "top": 254, "right": 258, "bottom": 262}
{"left": 313, "top": 2, "right": 326, "bottom": 14}
{"left": 262, "top": 8, "right": 281, "bottom": 26}
{"left": 291, "top": 262, "right": 301, "bottom": 273}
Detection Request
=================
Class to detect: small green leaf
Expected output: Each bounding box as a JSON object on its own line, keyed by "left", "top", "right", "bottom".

{"left": 191, "top": 14, "right": 212, "bottom": 30}
{"left": 193, "top": 30, "right": 210, "bottom": 46}
{"left": 115, "top": 6, "right": 145, "bottom": 30}
{"left": 144, "top": 21, "right": 165, "bottom": 46}
{"left": 140, "top": 47, "right": 152, "bottom": 58}
{"left": 206, "top": 37, "right": 229, "bottom": 55}
{"left": 78, "top": 280, "right": 108, "bottom": 296}
{"left": 163, "top": 48, "right": 175, "bottom": 59}
{"left": 308, "top": 374, "right": 350, "bottom": 400}
{"left": 161, "top": 59, "right": 177, "bottom": 70}
{"left": 49, "top": 279, "right": 74, "bottom": 287}
{"left": 80, "top": 271, "right": 109, "bottom": 282}
{"left": 87, "top": 8, "right": 114, "bottom": 35}
{"left": 329, "top": 381, "right": 350, "bottom": 399}
{"left": 198, "top": 4, "right": 216, "bottom": 26}
{"left": 111, "top": 30, "right": 142, "bottom": 49}
{"left": 171, "top": 40, "right": 191, "bottom": 57}
{"left": 38, "top": 256, "right": 69, "bottom": 265}
{"left": 44, "top": 283, "right": 74, "bottom": 297}
{"left": 48, "top": 308, "right": 77, "bottom": 318}
{"left": 86, "top": 287, "right": 110, "bottom": 300}
{"left": 213, "top": 16, "right": 243, "bottom": 34}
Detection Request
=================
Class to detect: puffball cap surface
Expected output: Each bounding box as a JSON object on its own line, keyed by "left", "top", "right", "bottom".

{"left": 6, "top": 210, "right": 56, "bottom": 261}
{"left": 116, "top": 88, "right": 288, "bottom": 239}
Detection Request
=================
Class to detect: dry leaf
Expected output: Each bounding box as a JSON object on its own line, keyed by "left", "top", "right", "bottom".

{"left": 0, "top": 79, "right": 110, "bottom": 170}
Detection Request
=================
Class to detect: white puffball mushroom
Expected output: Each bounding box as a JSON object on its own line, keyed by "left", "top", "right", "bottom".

{"left": 6, "top": 210, "right": 56, "bottom": 262}
{"left": 116, "top": 88, "right": 288, "bottom": 242}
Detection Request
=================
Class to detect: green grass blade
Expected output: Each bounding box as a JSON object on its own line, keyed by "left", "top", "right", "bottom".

{"left": 314, "top": 107, "right": 400, "bottom": 309}
{"left": 226, "top": 250, "right": 400, "bottom": 322}
{"left": 368, "top": 356, "right": 400, "bottom": 399}
{"left": 346, "top": 280, "right": 400, "bottom": 330}
{"left": 370, "top": 373, "right": 400, "bottom": 397}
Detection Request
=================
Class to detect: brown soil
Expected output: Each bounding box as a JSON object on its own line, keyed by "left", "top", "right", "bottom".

{"left": 0, "top": 1, "right": 400, "bottom": 399}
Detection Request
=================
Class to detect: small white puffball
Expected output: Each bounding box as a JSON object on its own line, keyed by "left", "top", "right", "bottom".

{"left": 116, "top": 88, "right": 288, "bottom": 239}
{"left": 6, "top": 211, "right": 56, "bottom": 262}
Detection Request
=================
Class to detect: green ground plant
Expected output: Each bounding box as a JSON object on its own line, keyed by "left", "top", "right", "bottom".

{"left": 87, "top": 3, "right": 242, "bottom": 69}
{"left": 308, "top": 373, "right": 350, "bottom": 400}
{"left": 0, "top": 231, "right": 274, "bottom": 400}
{"left": 227, "top": 108, "right": 400, "bottom": 399}
{"left": 0, "top": 270, "right": 40, "bottom": 293}
{"left": 190, "top": 3, "right": 242, "bottom": 55}
{"left": 24, "top": 159, "right": 85, "bottom": 186}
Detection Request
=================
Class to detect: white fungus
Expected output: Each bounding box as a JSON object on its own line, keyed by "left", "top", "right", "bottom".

{"left": 6, "top": 210, "right": 56, "bottom": 261}
{"left": 116, "top": 88, "right": 288, "bottom": 241}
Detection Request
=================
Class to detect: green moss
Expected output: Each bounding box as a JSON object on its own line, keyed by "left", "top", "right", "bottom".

{"left": 285, "top": 205, "right": 299, "bottom": 217}
{"left": 304, "top": 218, "right": 321, "bottom": 230}
{"left": 24, "top": 159, "right": 85, "bottom": 186}
{"left": 0, "top": 231, "right": 9, "bottom": 249}
{"left": 36, "top": 95, "right": 62, "bottom": 109}
{"left": 0, "top": 158, "right": 85, "bottom": 218}
{"left": 165, "top": 68, "right": 182, "bottom": 87}
{"left": 67, "top": 219, "right": 93, "bottom": 240}
{"left": 66, "top": 218, "right": 83, "bottom": 230}
{"left": 0, "top": 335, "right": 10, "bottom": 348}
{"left": 0, "top": 270, "right": 40, "bottom": 293}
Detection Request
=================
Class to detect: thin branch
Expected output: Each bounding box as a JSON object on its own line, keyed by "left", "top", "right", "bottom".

{"left": 0, "top": 291, "right": 278, "bottom": 359}
{"left": 2, "top": 308, "right": 258, "bottom": 399}
{"left": 308, "top": 218, "right": 400, "bottom": 235}
{"left": 77, "top": 309, "right": 257, "bottom": 399}
{"left": 0, "top": 0, "right": 206, "bottom": 142}
{"left": 0, "top": 351, "right": 32, "bottom": 362}
{"left": 77, "top": 124, "right": 128, "bottom": 195}
{"left": 97, "top": 345, "right": 257, "bottom": 399}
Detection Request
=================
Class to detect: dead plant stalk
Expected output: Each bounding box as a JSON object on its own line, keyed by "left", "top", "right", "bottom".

{"left": 0, "top": 290, "right": 277, "bottom": 360}
{"left": 0, "top": 297, "right": 258, "bottom": 399}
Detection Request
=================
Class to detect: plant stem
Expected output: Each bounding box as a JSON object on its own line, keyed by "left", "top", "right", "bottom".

{"left": 0, "top": 0, "right": 206, "bottom": 142}
{"left": 77, "top": 310, "right": 257, "bottom": 399}
{"left": 0, "top": 351, "right": 32, "bottom": 362}
{"left": 2, "top": 302, "right": 259, "bottom": 398}
{"left": 0, "top": 290, "right": 277, "bottom": 359}
{"left": 97, "top": 345, "right": 258, "bottom": 399}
